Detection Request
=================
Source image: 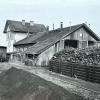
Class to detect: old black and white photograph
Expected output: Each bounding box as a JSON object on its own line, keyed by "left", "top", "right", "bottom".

{"left": 0, "top": 0, "right": 100, "bottom": 100}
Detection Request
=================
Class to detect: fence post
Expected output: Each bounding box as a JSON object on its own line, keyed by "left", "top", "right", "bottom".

{"left": 71, "top": 63, "right": 74, "bottom": 77}
{"left": 86, "top": 66, "right": 88, "bottom": 81}
{"left": 58, "top": 60, "right": 60, "bottom": 73}
{"left": 49, "top": 61, "right": 52, "bottom": 71}
{"left": 59, "top": 60, "right": 61, "bottom": 74}
{"left": 92, "top": 66, "right": 95, "bottom": 83}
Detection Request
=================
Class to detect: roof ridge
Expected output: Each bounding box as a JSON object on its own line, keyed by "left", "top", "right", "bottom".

{"left": 7, "top": 19, "right": 45, "bottom": 26}
{"left": 49, "top": 23, "right": 83, "bottom": 32}
{"left": 4, "top": 20, "right": 46, "bottom": 33}
{"left": 64, "top": 23, "right": 83, "bottom": 29}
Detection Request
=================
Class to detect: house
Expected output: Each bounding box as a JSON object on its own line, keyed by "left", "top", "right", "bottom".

{"left": 0, "top": 46, "right": 7, "bottom": 58}
{"left": 3, "top": 20, "right": 46, "bottom": 53}
{"left": 13, "top": 31, "right": 47, "bottom": 61}
{"left": 14, "top": 23, "right": 100, "bottom": 66}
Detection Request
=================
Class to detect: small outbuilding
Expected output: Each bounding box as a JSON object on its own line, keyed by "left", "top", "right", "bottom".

{"left": 0, "top": 46, "right": 7, "bottom": 58}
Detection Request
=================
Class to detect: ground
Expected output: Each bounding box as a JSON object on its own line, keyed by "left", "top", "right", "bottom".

{"left": 0, "top": 67, "right": 86, "bottom": 100}
{"left": 0, "top": 62, "right": 100, "bottom": 100}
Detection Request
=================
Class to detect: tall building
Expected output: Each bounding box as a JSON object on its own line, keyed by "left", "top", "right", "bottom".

{"left": 3, "top": 20, "right": 46, "bottom": 53}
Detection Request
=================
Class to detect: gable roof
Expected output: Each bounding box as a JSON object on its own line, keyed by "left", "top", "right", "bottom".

{"left": 24, "top": 23, "right": 100, "bottom": 55}
{"left": 3, "top": 20, "right": 46, "bottom": 34}
{"left": 62, "top": 23, "right": 100, "bottom": 41}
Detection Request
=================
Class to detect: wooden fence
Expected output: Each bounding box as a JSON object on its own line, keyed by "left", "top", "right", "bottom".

{"left": 49, "top": 59, "right": 100, "bottom": 84}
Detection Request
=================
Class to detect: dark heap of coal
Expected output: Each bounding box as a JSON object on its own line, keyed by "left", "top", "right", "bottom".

{"left": 0, "top": 67, "right": 86, "bottom": 100}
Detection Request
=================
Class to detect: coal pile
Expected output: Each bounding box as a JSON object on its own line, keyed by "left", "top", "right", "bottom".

{"left": 0, "top": 67, "right": 86, "bottom": 100}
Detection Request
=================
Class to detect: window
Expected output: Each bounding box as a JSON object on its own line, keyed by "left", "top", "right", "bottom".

{"left": 6, "top": 32, "right": 10, "bottom": 40}
{"left": 80, "top": 33, "right": 83, "bottom": 37}
{"left": 10, "top": 33, "right": 14, "bottom": 40}
{"left": 8, "top": 41, "right": 11, "bottom": 48}
{"left": 24, "top": 48, "right": 27, "bottom": 51}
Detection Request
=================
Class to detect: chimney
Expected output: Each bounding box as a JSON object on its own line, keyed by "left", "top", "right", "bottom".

{"left": 30, "top": 21, "right": 34, "bottom": 26}
{"left": 85, "top": 21, "right": 87, "bottom": 25}
{"left": 88, "top": 24, "right": 90, "bottom": 27}
{"left": 22, "top": 20, "right": 25, "bottom": 25}
{"left": 60, "top": 22, "right": 63, "bottom": 29}
{"left": 53, "top": 24, "right": 54, "bottom": 30}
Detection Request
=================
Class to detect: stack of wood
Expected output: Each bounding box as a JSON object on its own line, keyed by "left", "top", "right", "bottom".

{"left": 51, "top": 46, "right": 100, "bottom": 65}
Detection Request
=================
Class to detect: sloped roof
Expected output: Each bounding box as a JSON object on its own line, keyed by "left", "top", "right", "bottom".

{"left": 14, "top": 31, "right": 46, "bottom": 46}
{"left": 24, "top": 23, "right": 100, "bottom": 55}
{"left": 3, "top": 20, "right": 46, "bottom": 33}
{"left": 15, "top": 23, "right": 83, "bottom": 46}
{"left": 0, "top": 46, "right": 7, "bottom": 49}
{"left": 24, "top": 32, "right": 63, "bottom": 54}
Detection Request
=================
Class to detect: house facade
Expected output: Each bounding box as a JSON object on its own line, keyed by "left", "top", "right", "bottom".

{"left": 63, "top": 27, "right": 97, "bottom": 49}
{"left": 3, "top": 20, "right": 46, "bottom": 53}
{"left": 14, "top": 23, "right": 100, "bottom": 66}
{"left": 5, "top": 26, "right": 27, "bottom": 53}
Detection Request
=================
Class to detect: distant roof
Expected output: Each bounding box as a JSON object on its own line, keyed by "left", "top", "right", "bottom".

{"left": 3, "top": 20, "right": 46, "bottom": 33}
{"left": 23, "top": 23, "right": 100, "bottom": 55}
{"left": 0, "top": 46, "right": 7, "bottom": 49}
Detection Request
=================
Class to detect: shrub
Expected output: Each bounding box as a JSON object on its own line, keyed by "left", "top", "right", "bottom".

{"left": 24, "top": 59, "right": 33, "bottom": 66}
{"left": 0, "top": 55, "right": 8, "bottom": 62}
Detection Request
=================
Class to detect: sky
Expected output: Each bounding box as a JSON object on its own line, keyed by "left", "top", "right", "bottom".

{"left": 0, "top": 0, "right": 100, "bottom": 46}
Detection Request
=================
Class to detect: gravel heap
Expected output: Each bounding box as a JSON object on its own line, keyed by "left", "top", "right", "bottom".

{"left": 0, "top": 67, "right": 87, "bottom": 100}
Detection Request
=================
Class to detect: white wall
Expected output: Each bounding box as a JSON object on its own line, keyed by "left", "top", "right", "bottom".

{"left": 36, "top": 40, "right": 64, "bottom": 66}
{"left": 6, "top": 26, "right": 27, "bottom": 52}
{"left": 37, "top": 45, "right": 55, "bottom": 66}
{"left": 15, "top": 33, "right": 27, "bottom": 42}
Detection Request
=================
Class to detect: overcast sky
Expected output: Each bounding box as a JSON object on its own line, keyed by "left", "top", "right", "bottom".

{"left": 0, "top": 0, "right": 100, "bottom": 46}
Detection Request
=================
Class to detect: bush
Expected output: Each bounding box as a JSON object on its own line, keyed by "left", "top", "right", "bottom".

{"left": 24, "top": 59, "right": 33, "bottom": 66}
{"left": 0, "top": 55, "right": 8, "bottom": 62}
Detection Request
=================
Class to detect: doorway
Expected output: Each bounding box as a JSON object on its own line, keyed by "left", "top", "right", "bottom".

{"left": 64, "top": 40, "right": 78, "bottom": 48}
